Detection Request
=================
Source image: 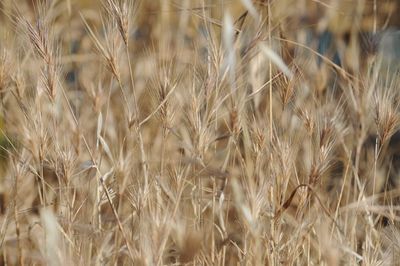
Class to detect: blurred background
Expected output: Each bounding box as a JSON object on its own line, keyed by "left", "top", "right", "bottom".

{"left": 0, "top": 0, "right": 399, "bottom": 264}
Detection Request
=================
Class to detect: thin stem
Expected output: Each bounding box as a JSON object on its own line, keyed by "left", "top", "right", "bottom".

{"left": 125, "top": 44, "right": 149, "bottom": 192}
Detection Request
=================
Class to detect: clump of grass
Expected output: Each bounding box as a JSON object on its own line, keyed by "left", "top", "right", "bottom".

{"left": 0, "top": 0, "right": 399, "bottom": 265}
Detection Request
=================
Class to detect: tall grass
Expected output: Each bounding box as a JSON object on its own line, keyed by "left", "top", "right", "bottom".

{"left": 0, "top": 0, "right": 399, "bottom": 265}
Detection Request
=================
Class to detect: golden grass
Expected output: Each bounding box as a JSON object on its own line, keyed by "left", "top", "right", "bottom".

{"left": 0, "top": 0, "right": 399, "bottom": 265}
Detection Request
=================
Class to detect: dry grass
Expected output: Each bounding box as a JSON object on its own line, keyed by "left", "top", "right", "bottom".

{"left": 0, "top": 0, "right": 399, "bottom": 265}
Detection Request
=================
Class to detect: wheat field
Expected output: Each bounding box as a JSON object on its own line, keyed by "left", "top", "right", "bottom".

{"left": 0, "top": 0, "right": 400, "bottom": 265}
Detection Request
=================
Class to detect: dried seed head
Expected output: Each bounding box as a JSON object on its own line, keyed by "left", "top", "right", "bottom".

{"left": 279, "top": 74, "right": 296, "bottom": 108}
{"left": 0, "top": 49, "right": 11, "bottom": 94}
{"left": 82, "top": 16, "right": 122, "bottom": 82}
{"left": 40, "top": 55, "right": 60, "bottom": 101}
{"left": 296, "top": 107, "right": 315, "bottom": 135}
{"left": 103, "top": 0, "right": 138, "bottom": 46}
{"left": 374, "top": 87, "right": 399, "bottom": 145}
{"left": 24, "top": 18, "right": 52, "bottom": 64}
{"left": 19, "top": 7, "right": 59, "bottom": 101}
{"left": 230, "top": 107, "right": 240, "bottom": 135}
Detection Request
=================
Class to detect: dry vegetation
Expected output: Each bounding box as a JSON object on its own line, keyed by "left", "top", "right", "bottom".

{"left": 0, "top": 0, "right": 399, "bottom": 265}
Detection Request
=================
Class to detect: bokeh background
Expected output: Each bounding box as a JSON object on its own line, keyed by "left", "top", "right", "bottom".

{"left": 0, "top": 0, "right": 399, "bottom": 265}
